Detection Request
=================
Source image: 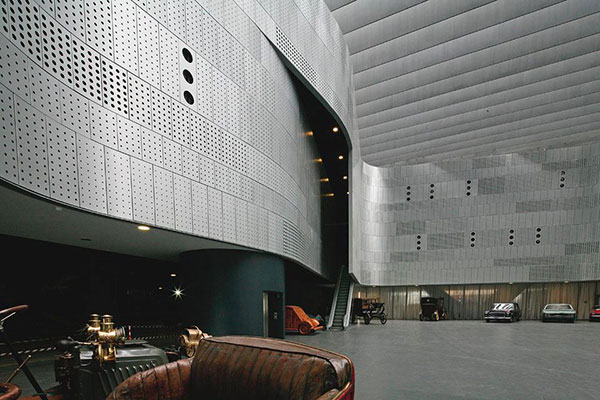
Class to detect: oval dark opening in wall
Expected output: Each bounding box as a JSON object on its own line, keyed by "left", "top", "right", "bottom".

{"left": 182, "top": 48, "right": 193, "bottom": 63}
{"left": 183, "top": 69, "right": 194, "bottom": 84}
{"left": 184, "top": 90, "right": 195, "bottom": 105}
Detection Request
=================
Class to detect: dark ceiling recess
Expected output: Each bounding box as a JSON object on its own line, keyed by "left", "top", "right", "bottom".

{"left": 291, "top": 74, "right": 349, "bottom": 274}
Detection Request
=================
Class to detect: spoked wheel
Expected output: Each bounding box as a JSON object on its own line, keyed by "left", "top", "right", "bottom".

{"left": 364, "top": 314, "right": 371, "bottom": 325}
{"left": 419, "top": 313, "right": 424, "bottom": 321}
{"left": 434, "top": 312, "right": 440, "bottom": 321}
{"left": 380, "top": 314, "right": 387, "bottom": 325}
{"left": 298, "top": 322, "right": 312, "bottom": 335}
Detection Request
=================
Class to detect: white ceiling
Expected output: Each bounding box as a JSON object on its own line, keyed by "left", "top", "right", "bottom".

{"left": 325, "top": 0, "right": 600, "bottom": 166}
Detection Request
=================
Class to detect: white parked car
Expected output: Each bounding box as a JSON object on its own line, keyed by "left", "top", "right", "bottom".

{"left": 541, "top": 304, "right": 576, "bottom": 323}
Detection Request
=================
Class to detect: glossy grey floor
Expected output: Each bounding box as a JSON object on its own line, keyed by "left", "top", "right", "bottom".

{"left": 288, "top": 320, "right": 600, "bottom": 400}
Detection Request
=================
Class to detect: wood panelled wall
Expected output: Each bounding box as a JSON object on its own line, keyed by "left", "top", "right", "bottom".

{"left": 355, "top": 282, "right": 600, "bottom": 320}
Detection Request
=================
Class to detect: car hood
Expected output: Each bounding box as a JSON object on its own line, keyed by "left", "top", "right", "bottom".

{"left": 543, "top": 310, "right": 576, "bottom": 314}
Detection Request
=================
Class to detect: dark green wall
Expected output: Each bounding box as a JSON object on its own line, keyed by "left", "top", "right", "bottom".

{"left": 180, "top": 249, "right": 285, "bottom": 337}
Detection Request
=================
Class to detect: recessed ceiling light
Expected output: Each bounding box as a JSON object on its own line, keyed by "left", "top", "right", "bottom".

{"left": 306, "top": 131, "right": 313, "bottom": 136}
{"left": 346, "top": 191, "right": 349, "bottom": 195}
{"left": 137, "top": 225, "right": 150, "bottom": 231}
{"left": 332, "top": 126, "right": 339, "bottom": 133}
{"left": 338, "top": 155, "right": 344, "bottom": 160}
{"left": 170, "top": 273, "right": 177, "bottom": 277}
{"left": 343, "top": 175, "right": 348, "bottom": 180}
{"left": 158, "top": 286, "right": 163, "bottom": 290}
{"left": 322, "top": 193, "right": 334, "bottom": 197}
{"left": 320, "top": 178, "right": 329, "bottom": 182}
{"left": 314, "top": 158, "right": 322, "bottom": 163}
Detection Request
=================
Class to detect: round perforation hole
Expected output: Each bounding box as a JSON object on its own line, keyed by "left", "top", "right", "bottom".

{"left": 182, "top": 48, "right": 193, "bottom": 63}
{"left": 184, "top": 91, "right": 194, "bottom": 105}
{"left": 183, "top": 69, "right": 194, "bottom": 84}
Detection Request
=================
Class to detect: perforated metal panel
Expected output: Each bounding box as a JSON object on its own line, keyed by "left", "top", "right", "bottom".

{"left": 84, "top": 0, "right": 113, "bottom": 59}
{"left": 113, "top": 0, "right": 138, "bottom": 74}
{"left": 102, "top": 58, "right": 129, "bottom": 117}
{"left": 181, "top": 146, "right": 199, "bottom": 181}
{"left": 117, "top": 117, "right": 142, "bottom": 158}
{"left": 40, "top": 9, "right": 73, "bottom": 88}
{"left": 128, "top": 73, "right": 152, "bottom": 129}
{"left": 0, "top": 84, "right": 17, "bottom": 183}
{"left": 179, "top": 44, "right": 197, "bottom": 111}
{"left": 162, "top": 137, "right": 182, "bottom": 174}
{"left": 71, "top": 37, "right": 102, "bottom": 103}
{"left": 8, "top": 0, "right": 42, "bottom": 63}
{"left": 15, "top": 99, "right": 49, "bottom": 195}
{"left": 47, "top": 119, "right": 79, "bottom": 206}
{"left": 130, "top": 157, "right": 155, "bottom": 224}
{"left": 89, "top": 102, "right": 118, "bottom": 148}
{"left": 0, "top": 34, "right": 31, "bottom": 101}
{"left": 159, "top": 26, "right": 179, "bottom": 99}
{"left": 29, "top": 62, "right": 61, "bottom": 121}
{"left": 151, "top": 88, "right": 172, "bottom": 137}
{"left": 55, "top": 0, "right": 85, "bottom": 42}
{"left": 235, "top": 197, "right": 248, "bottom": 246}
{"left": 105, "top": 147, "right": 133, "bottom": 219}
{"left": 171, "top": 101, "right": 190, "bottom": 146}
{"left": 191, "top": 180, "right": 208, "bottom": 236}
{"left": 141, "top": 127, "right": 163, "bottom": 166}
{"left": 61, "top": 85, "right": 90, "bottom": 137}
{"left": 137, "top": 9, "right": 160, "bottom": 87}
{"left": 173, "top": 173, "right": 193, "bottom": 233}
{"left": 76, "top": 134, "right": 106, "bottom": 213}
{"left": 207, "top": 187, "right": 223, "bottom": 240}
{"left": 153, "top": 166, "right": 175, "bottom": 229}
{"left": 198, "top": 154, "right": 214, "bottom": 186}
{"left": 222, "top": 192, "right": 236, "bottom": 242}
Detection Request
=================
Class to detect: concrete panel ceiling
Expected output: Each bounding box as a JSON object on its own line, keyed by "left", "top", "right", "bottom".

{"left": 325, "top": 0, "right": 600, "bottom": 166}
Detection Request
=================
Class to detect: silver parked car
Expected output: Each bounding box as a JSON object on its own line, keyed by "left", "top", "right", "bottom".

{"left": 541, "top": 304, "right": 576, "bottom": 323}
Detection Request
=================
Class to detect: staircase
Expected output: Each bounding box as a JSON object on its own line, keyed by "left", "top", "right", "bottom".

{"left": 328, "top": 267, "right": 353, "bottom": 331}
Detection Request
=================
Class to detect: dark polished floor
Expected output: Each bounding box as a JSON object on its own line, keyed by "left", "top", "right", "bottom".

{"left": 289, "top": 320, "right": 600, "bottom": 400}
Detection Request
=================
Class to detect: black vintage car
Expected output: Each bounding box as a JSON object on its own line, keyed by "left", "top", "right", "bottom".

{"left": 484, "top": 302, "right": 522, "bottom": 322}
{"left": 419, "top": 297, "right": 447, "bottom": 321}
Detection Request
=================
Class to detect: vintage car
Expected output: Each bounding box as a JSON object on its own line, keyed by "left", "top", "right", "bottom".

{"left": 351, "top": 298, "right": 388, "bottom": 325}
{"left": 589, "top": 305, "right": 600, "bottom": 322}
{"left": 285, "top": 305, "right": 323, "bottom": 335}
{"left": 542, "top": 303, "right": 576, "bottom": 323}
{"left": 419, "top": 297, "right": 447, "bottom": 321}
{"left": 484, "top": 302, "right": 522, "bottom": 322}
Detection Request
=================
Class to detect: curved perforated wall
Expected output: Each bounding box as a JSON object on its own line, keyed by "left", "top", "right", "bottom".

{"left": 359, "top": 142, "right": 600, "bottom": 286}
{"left": 0, "top": 0, "right": 357, "bottom": 277}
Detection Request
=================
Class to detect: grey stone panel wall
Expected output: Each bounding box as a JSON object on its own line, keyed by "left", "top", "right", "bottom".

{"left": 358, "top": 143, "right": 600, "bottom": 285}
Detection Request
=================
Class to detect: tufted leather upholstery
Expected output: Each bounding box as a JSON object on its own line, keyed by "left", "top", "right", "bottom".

{"left": 107, "top": 336, "right": 354, "bottom": 400}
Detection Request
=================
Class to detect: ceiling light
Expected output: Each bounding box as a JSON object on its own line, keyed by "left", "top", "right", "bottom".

{"left": 338, "top": 155, "right": 344, "bottom": 160}
{"left": 343, "top": 175, "right": 348, "bottom": 180}
{"left": 313, "top": 158, "right": 322, "bottom": 163}
{"left": 564, "top": 280, "right": 569, "bottom": 284}
{"left": 137, "top": 225, "right": 150, "bottom": 231}
{"left": 306, "top": 131, "right": 313, "bottom": 136}
{"left": 320, "top": 178, "right": 329, "bottom": 182}
{"left": 322, "top": 193, "right": 334, "bottom": 197}
{"left": 346, "top": 191, "right": 349, "bottom": 195}
{"left": 172, "top": 287, "right": 184, "bottom": 299}
{"left": 170, "top": 273, "right": 177, "bottom": 277}
{"left": 332, "top": 126, "right": 339, "bottom": 133}
{"left": 158, "top": 286, "right": 163, "bottom": 290}
{"left": 55, "top": 206, "right": 63, "bottom": 211}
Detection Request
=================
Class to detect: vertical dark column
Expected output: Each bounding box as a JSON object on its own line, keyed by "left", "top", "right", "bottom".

{"left": 179, "top": 249, "right": 285, "bottom": 338}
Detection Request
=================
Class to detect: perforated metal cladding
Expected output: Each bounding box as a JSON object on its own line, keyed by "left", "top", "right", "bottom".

{"left": 76, "top": 135, "right": 106, "bottom": 213}
{"left": 8, "top": 0, "right": 42, "bottom": 63}
{"left": 61, "top": 86, "right": 90, "bottom": 137}
{"left": 130, "top": 157, "right": 155, "bottom": 224}
{"left": 47, "top": 120, "right": 79, "bottom": 206}
{"left": 173, "top": 174, "right": 192, "bottom": 233}
{"left": 153, "top": 166, "right": 174, "bottom": 229}
{"left": 84, "top": 0, "right": 113, "bottom": 59}
{"left": 0, "top": 0, "right": 332, "bottom": 277}
{"left": 102, "top": 58, "right": 129, "bottom": 117}
{"left": 29, "top": 62, "right": 61, "bottom": 121}
{"left": 71, "top": 37, "right": 102, "bottom": 103}
{"left": 105, "top": 148, "right": 132, "bottom": 219}
{"left": 0, "top": 84, "right": 17, "bottom": 183}
{"left": 113, "top": 0, "right": 138, "bottom": 74}
{"left": 89, "top": 102, "right": 116, "bottom": 148}
{"left": 137, "top": 10, "right": 160, "bottom": 87}
{"left": 0, "top": 35, "right": 30, "bottom": 101}
{"left": 361, "top": 143, "right": 600, "bottom": 285}
{"left": 15, "top": 99, "right": 49, "bottom": 195}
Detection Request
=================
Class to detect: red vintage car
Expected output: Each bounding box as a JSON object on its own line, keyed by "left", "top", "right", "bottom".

{"left": 285, "top": 305, "right": 323, "bottom": 335}
{"left": 590, "top": 305, "right": 600, "bottom": 321}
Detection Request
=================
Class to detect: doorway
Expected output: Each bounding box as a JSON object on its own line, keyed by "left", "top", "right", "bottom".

{"left": 263, "top": 291, "right": 284, "bottom": 338}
